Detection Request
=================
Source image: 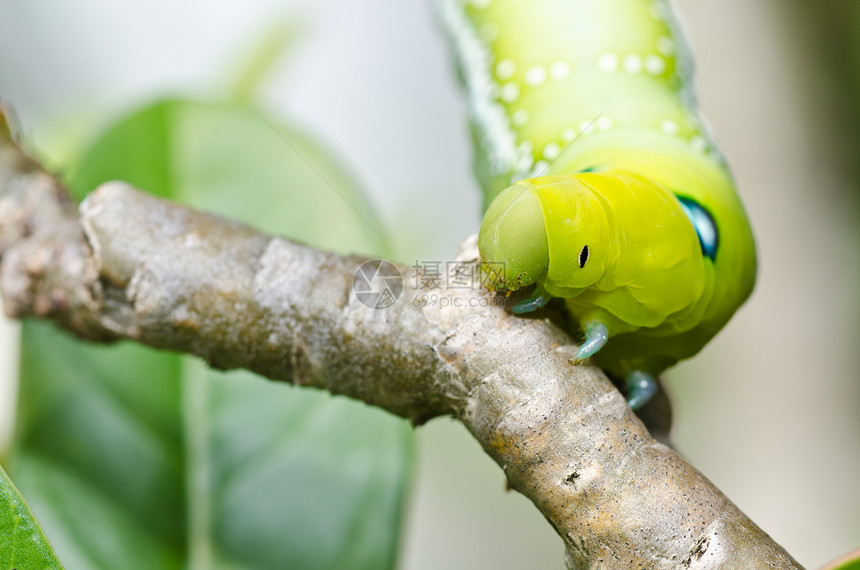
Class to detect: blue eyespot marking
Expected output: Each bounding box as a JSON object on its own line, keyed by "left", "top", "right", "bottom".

{"left": 677, "top": 196, "right": 718, "bottom": 260}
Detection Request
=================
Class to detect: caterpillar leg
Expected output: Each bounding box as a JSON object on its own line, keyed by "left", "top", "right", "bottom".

{"left": 510, "top": 283, "right": 551, "bottom": 314}
{"left": 625, "top": 370, "right": 657, "bottom": 410}
{"left": 574, "top": 321, "right": 609, "bottom": 361}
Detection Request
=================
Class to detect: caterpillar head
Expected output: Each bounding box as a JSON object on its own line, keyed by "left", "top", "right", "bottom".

{"left": 478, "top": 180, "right": 549, "bottom": 291}
{"left": 478, "top": 175, "right": 608, "bottom": 293}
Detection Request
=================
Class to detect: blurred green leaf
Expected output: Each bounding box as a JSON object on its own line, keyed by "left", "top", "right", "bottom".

{"left": 230, "top": 19, "right": 304, "bottom": 105}
{"left": 12, "top": 99, "right": 413, "bottom": 569}
{"left": 0, "top": 464, "right": 63, "bottom": 570}
{"left": 821, "top": 548, "right": 860, "bottom": 570}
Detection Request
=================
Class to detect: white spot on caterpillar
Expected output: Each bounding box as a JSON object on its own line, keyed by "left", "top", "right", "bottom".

{"left": 518, "top": 140, "right": 534, "bottom": 154}
{"left": 512, "top": 108, "right": 529, "bottom": 126}
{"left": 549, "top": 61, "right": 571, "bottom": 81}
{"left": 644, "top": 55, "right": 665, "bottom": 75}
{"left": 524, "top": 66, "right": 547, "bottom": 86}
{"left": 656, "top": 36, "right": 675, "bottom": 56}
{"left": 500, "top": 82, "right": 520, "bottom": 102}
{"left": 596, "top": 53, "right": 619, "bottom": 73}
{"left": 596, "top": 116, "right": 613, "bottom": 130}
{"left": 690, "top": 136, "right": 708, "bottom": 153}
{"left": 495, "top": 58, "right": 516, "bottom": 80}
{"left": 542, "top": 142, "right": 561, "bottom": 160}
{"left": 660, "top": 119, "right": 680, "bottom": 135}
{"left": 531, "top": 160, "right": 550, "bottom": 175}
{"left": 579, "top": 120, "right": 595, "bottom": 134}
{"left": 623, "top": 54, "right": 643, "bottom": 74}
{"left": 561, "top": 127, "right": 577, "bottom": 142}
{"left": 517, "top": 152, "right": 536, "bottom": 172}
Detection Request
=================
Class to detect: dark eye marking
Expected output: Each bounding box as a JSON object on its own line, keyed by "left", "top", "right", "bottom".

{"left": 677, "top": 196, "right": 719, "bottom": 261}
{"left": 578, "top": 245, "right": 589, "bottom": 268}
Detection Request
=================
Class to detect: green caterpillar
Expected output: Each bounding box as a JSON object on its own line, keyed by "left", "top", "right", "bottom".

{"left": 438, "top": 0, "right": 757, "bottom": 408}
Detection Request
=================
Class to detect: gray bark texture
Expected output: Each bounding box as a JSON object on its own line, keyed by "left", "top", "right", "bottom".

{"left": 0, "top": 111, "right": 804, "bottom": 568}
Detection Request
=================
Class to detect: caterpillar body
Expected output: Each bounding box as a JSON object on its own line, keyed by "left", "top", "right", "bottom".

{"left": 438, "top": 0, "right": 757, "bottom": 407}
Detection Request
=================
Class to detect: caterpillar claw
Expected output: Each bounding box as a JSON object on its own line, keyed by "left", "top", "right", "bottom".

{"left": 625, "top": 370, "right": 658, "bottom": 409}
{"left": 510, "top": 283, "right": 551, "bottom": 314}
{"left": 574, "top": 321, "right": 609, "bottom": 361}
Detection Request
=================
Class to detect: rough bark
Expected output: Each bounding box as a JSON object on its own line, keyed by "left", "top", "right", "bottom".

{"left": 0, "top": 111, "right": 803, "bottom": 568}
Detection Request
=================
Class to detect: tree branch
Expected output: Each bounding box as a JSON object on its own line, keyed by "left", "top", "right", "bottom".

{"left": 0, "top": 113, "right": 802, "bottom": 568}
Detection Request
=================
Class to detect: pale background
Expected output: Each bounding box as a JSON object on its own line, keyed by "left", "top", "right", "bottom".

{"left": 1, "top": 1, "right": 858, "bottom": 568}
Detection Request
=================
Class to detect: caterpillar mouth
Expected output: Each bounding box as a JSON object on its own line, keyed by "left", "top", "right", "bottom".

{"left": 478, "top": 182, "right": 549, "bottom": 291}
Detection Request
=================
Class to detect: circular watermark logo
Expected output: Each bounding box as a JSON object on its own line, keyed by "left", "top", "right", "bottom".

{"left": 353, "top": 259, "right": 403, "bottom": 309}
